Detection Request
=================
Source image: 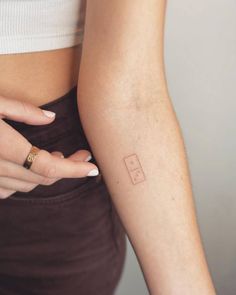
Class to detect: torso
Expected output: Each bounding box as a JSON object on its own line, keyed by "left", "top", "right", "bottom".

{"left": 0, "top": 44, "right": 82, "bottom": 107}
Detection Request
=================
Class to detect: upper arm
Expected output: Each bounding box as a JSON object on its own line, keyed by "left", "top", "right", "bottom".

{"left": 78, "top": 0, "right": 168, "bottom": 105}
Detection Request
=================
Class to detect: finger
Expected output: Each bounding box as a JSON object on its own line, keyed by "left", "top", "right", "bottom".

{"left": 0, "top": 119, "right": 91, "bottom": 169}
{"left": 0, "top": 95, "right": 56, "bottom": 125}
{"left": 0, "top": 158, "right": 57, "bottom": 185}
{"left": 0, "top": 176, "right": 38, "bottom": 192}
{"left": 66, "top": 149, "right": 92, "bottom": 162}
{"left": 0, "top": 150, "right": 92, "bottom": 186}
{"left": 29, "top": 149, "right": 99, "bottom": 179}
{"left": 0, "top": 151, "right": 66, "bottom": 193}
{"left": 0, "top": 151, "right": 65, "bottom": 193}
{"left": 51, "top": 151, "right": 64, "bottom": 159}
{"left": 0, "top": 187, "right": 16, "bottom": 199}
{"left": 0, "top": 150, "right": 95, "bottom": 199}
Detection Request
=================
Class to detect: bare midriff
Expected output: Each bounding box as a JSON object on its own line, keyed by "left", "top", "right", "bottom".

{"left": 0, "top": 44, "right": 82, "bottom": 107}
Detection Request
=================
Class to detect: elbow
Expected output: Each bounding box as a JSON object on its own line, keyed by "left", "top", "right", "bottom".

{"left": 77, "top": 81, "right": 171, "bottom": 120}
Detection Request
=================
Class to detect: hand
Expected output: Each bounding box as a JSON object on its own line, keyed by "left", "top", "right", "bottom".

{"left": 0, "top": 94, "right": 99, "bottom": 199}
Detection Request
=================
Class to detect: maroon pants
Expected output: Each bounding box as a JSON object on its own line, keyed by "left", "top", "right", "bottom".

{"left": 0, "top": 85, "right": 126, "bottom": 294}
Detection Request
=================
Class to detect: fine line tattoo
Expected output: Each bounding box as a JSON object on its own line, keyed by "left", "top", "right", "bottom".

{"left": 124, "top": 154, "right": 146, "bottom": 184}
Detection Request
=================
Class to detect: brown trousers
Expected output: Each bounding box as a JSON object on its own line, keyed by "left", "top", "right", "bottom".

{"left": 0, "top": 85, "right": 126, "bottom": 294}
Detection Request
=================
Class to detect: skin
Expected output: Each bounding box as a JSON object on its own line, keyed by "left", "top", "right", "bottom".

{"left": 77, "top": 0, "right": 217, "bottom": 294}
{"left": 0, "top": 0, "right": 216, "bottom": 294}
{"left": 0, "top": 45, "right": 81, "bottom": 106}
{"left": 0, "top": 44, "right": 99, "bottom": 198}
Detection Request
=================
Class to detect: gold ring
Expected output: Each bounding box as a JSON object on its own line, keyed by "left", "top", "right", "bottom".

{"left": 23, "top": 145, "right": 40, "bottom": 169}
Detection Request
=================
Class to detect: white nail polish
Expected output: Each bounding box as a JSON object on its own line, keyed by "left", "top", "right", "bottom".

{"left": 42, "top": 110, "right": 56, "bottom": 118}
{"left": 85, "top": 154, "right": 92, "bottom": 162}
{"left": 87, "top": 169, "right": 99, "bottom": 176}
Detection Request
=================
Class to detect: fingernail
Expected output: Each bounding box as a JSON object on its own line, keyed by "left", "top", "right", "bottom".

{"left": 87, "top": 168, "right": 99, "bottom": 176}
{"left": 42, "top": 110, "right": 56, "bottom": 118}
{"left": 84, "top": 154, "right": 92, "bottom": 162}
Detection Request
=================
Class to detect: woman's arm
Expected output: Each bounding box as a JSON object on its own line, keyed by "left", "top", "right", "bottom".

{"left": 77, "top": 0, "right": 216, "bottom": 294}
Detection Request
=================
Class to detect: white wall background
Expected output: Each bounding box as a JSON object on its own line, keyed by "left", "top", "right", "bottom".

{"left": 116, "top": 0, "right": 236, "bottom": 294}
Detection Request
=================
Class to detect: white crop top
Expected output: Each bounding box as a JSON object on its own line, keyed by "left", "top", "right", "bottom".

{"left": 0, "top": 0, "right": 86, "bottom": 54}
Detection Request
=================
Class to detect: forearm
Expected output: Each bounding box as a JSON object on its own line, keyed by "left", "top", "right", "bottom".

{"left": 77, "top": 0, "right": 216, "bottom": 293}
{"left": 77, "top": 87, "right": 215, "bottom": 295}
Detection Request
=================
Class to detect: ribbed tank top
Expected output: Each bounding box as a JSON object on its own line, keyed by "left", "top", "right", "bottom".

{"left": 0, "top": 0, "right": 86, "bottom": 54}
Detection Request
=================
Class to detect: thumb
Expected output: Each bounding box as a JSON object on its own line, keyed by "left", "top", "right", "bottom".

{"left": 0, "top": 95, "right": 56, "bottom": 125}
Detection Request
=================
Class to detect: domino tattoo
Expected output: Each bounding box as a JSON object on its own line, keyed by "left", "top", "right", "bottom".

{"left": 123, "top": 154, "right": 146, "bottom": 184}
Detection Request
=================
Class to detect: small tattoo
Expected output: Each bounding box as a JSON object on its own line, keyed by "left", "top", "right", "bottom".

{"left": 124, "top": 154, "right": 146, "bottom": 184}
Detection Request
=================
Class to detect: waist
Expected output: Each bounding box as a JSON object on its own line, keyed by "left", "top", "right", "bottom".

{"left": 0, "top": 44, "right": 82, "bottom": 106}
